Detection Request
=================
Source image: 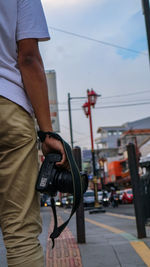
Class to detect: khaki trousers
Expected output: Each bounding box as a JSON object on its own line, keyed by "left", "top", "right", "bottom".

{"left": 0, "top": 97, "right": 44, "bottom": 267}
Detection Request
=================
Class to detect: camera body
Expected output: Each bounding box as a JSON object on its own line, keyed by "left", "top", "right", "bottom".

{"left": 36, "top": 153, "right": 88, "bottom": 196}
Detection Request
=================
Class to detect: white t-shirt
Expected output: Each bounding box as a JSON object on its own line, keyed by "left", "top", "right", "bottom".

{"left": 0, "top": 0, "right": 50, "bottom": 114}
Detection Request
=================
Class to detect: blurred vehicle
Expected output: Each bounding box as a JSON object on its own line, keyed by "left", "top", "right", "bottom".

{"left": 55, "top": 197, "right": 68, "bottom": 207}
{"left": 122, "top": 188, "right": 133, "bottom": 204}
{"left": 61, "top": 197, "right": 67, "bottom": 207}
{"left": 40, "top": 194, "right": 50, "bottom": 207}
{"left": 98, "top": 191, "right": 109, "bottom": 206}
{"left": 102, "top": 191, "right": 110, "bottom": 207}
{"left": 66, "top": 195, "right": 73, "bottom": 207}
{"left": 111, "top": 194, "right": 119, "bottom": 207}
{"left": 109, "top": 189, "right": 119, "bottom": 208}
{"left": 98, "top": 191, "right": 103, "bottom": 203}
{"left": 43, "top": 197, "right": 51, "bottom": 207}
{"left": 83, "top": 190, "right": 94, "bottom": 207}
{"left": 55, "top": 199, "right": 62, "bottom": 207}
{"left": 117, "top": 190, "right": 124, "bottom": 204}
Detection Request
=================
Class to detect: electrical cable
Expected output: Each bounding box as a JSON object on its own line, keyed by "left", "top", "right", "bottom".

{"left": 56, "top": 90, "right": 150, "bottom": 106}
{"left": 62, "top": 90, "right": 150, "bottom": 104}
{"left": 57, "top": 90, "right": 150, "bottom": 106}
{"left": 100, "top": 90, "right": 150, "bottom": 100}
{"left": 58, "top": 101, "right": 150, "bottom": 111}
{"left": 48, "top": 26, "right": 148, "bottom": 56}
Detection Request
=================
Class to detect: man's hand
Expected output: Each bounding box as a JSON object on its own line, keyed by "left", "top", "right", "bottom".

{"left": 42, "top": 135, "right": 69, "bottom": 169}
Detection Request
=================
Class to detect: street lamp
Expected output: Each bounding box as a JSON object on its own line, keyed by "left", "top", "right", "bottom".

{"left": 82, "top": 89, "right": 100, "bottom": 208}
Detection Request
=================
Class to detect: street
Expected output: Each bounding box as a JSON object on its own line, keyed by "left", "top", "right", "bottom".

{"left": 106, "top": 203, "right": 135, "bottom": 216}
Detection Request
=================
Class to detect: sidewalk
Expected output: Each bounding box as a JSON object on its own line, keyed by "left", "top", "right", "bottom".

{"left": 1, "top": 207, "right": 150, "bottom": 266}
{"left": 47, "top": 207, "right": 150, "bottom": 267}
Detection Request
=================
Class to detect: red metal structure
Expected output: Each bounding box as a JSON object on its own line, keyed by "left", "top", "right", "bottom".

{"left": 82, "top": 89, "right": 100, "bottom": 207}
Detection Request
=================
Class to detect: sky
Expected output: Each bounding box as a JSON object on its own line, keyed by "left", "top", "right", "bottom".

{"left": 40, "top": 0, "right": 150, "bottom": 149}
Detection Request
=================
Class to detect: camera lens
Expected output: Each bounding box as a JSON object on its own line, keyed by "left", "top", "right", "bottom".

{"left": 55, "top": 169, "right": 73, "bottom": 193}
{"left": 50, "top": 167, "right": 88, "bottom": 194}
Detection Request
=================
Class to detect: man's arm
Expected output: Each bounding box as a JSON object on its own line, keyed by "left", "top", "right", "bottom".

{"left": 17, "top": 38, "right": 52, "bottom": 132}
{"left": 17, "top": 38, "right": 67, "bottom": 167}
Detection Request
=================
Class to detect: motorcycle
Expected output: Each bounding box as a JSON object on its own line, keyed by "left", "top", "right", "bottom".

{"left": 111, "top": 194, "right": 119, "bottom": 208}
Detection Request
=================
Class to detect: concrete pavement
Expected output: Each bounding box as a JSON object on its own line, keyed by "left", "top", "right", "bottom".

{"left": 1, "top": 205, "right": 150, "bottom": 266}
{"left": 55, "top": 206, "right": 150, "bottom": 267}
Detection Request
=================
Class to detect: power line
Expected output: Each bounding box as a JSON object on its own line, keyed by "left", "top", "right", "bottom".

{"left": 96, "top": 101, "right": 150, "bottom": 109}
{"left": 58, "top": 101, "right": 150, "bottom": 111}
{"left": 48, "top": 26, "right": 148, "bottom": 56}
{"left": 100, "top": 98, "right": 150, "bottom": 104}
{"left": 65, "top": 90, "right": 150, "bottom": 104}
{"left": 57, "top": 98, "right": 150, "bottom": 109}
{"left": 58, "top": 90, "right": 150, "bottom": 105}
{"left": 100, "top": 90, "right": 150, "bottom": 100}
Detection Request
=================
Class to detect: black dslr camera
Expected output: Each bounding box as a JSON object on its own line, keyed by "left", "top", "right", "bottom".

{"left": 36, "top": 153, "right": 88, "bottom": 196}
{"left": 36, "top": 131, "right": 88, "bottom": 248}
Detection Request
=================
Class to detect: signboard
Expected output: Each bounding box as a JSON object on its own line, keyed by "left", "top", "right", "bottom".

{"left": 46, "top": 70, "right": 60, "bottom": 132}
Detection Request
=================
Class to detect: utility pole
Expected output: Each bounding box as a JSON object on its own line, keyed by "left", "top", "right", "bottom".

{"left": 82, "top": 89, "right": 101, "bottom": 208}
{"left": 68, "top": 93, "right": 74, "bottom": 148}
{"left": 141, "top": 0, "right": 150, "bottom": 63}
{"left": 73, "top": 147, "right": 86, "bottom": 244}
{"left": 67, "top": 93, "right": 86, "bottom": 148}
{"left": 127, "top": 143, "right": 146, "bottom": 238}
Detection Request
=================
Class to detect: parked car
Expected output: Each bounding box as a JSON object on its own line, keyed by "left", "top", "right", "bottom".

{"left": 83, "top": 190, "right": 95, "bottom": 207}
{"left": 122, "top": 188, "right": 133, "bottom": 204}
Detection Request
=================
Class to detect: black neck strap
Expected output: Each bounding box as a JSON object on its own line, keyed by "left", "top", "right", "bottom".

{"left": 38, "top": 131, "right": 82, "bottom": 248}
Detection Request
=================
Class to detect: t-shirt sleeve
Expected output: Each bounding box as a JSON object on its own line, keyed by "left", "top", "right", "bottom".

{"left": 16, "top": 0, "right": 50, "bottom": 42}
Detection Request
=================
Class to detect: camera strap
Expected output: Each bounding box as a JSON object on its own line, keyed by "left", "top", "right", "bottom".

{"left": 38, "top": 131, "right": 82, "bottom": 248}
